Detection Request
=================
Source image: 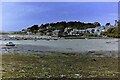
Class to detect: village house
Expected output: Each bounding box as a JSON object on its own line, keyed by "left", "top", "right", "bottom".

{"left": 86, "top": 28, "right": 95, "bottom": 34}
{"left": 114, "top": 20, "right": 118, "bottom": 27}
{"left": 46, "top": 25, "right": 52, "bottom": 29}
{"left": 24, "top": 20, "right": 119, "bottom": 37}
{"left": 52, "top": 30, "right": 60, "bottom": 37}
{"left": 94, "top": 26, "right": 106, "bottom": 35}
{"left": 67, "top": 20, "right": 119, "bottom": 36}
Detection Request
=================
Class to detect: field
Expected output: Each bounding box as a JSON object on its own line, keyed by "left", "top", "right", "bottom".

{"left": 2, "top": 53, "right": 119, "bottom": 79}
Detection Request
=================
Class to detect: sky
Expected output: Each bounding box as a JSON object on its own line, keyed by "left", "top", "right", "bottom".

{"left": 1, "top": 0, "right": 119, "bottom": 2}
{"left": 1, "top": 2, "right": 118, "bottom": 31}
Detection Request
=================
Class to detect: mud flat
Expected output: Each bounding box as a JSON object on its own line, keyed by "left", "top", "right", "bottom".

{"left": 1, "top": 39, "right": 119, "bottom": 78}
{"left": 0, "top": 43, "right": 118, "bottom": 58}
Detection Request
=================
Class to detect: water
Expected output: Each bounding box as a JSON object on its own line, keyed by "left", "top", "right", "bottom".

{"left": 1, "top": 39, "right": 118, "bottom": 53}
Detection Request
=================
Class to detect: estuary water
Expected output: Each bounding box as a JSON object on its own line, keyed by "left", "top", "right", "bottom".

{"left": 1, "top": 39, "right": 118, "bottom": 53}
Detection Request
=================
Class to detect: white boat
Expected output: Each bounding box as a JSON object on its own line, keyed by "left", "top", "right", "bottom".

{"left": 6, "top": 42, "right": 15, "bottom": 46}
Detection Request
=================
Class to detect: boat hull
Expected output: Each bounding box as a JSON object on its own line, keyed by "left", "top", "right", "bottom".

{"left": 6, "top": 44, "right": 15, "bottom": 46}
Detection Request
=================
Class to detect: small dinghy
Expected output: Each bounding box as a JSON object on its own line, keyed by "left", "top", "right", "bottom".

{"left": 6, "top": 42, "right": 15, "bottom": 46}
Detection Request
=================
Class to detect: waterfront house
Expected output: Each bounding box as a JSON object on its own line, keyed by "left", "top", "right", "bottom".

{"left": 68, "top": 30, "right": 78, "bottom": 35}
{"left": 86, "top": 28, "right": 95, "bottom": 34}
{"left": 76, "top": 29, "right": 86, "bottom": 34}
{"left": 94, "top": 26, "right": 106, "bottom": 35}
{"left": 68, "top": 28, "right": 87, "bottom": 35}
{"left": 64, "top": 27, "right": 72, "bottom": 33}
{"left": 69, "top": 29, "right": 78, "bottom": 35}
{"left": 52, "top": 30, "right": 60, "bottom": 36}
{"left": 64, "top": 27, "right": 73, "bottom": 35}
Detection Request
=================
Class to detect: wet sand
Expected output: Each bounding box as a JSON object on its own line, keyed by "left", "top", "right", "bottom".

{"left": 1, "top": 44, "right": 118, "bottom": 57}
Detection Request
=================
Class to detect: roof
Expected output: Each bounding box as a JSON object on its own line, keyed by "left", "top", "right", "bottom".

{"left": 53, "top": 30, "right": 60, "bottom": 32}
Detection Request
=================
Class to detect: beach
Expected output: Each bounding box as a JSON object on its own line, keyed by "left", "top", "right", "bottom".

{"left": 2, "top": 1, "right": 119, "bottom": 79}
{"left": 1, "top": 38, "right": 119, "bottom": 78}
{"left": 1, "top": 38, "right": 119, "bottom": 57}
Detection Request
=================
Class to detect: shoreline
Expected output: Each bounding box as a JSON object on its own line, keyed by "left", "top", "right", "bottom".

{"left": 1, "top": 38, "right": 118, "bottom": 58}
{"left": 0, "top": 34, "right": 119, "bottom": 40}
{"left": 1, "top": 35, "right": 119, "bottom": 78}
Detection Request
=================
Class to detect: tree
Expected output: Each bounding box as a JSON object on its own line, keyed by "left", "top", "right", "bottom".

{"left": 20, "top": 29, "right": 27, "bottom": 34}
{"left": 105, "top": 23, "right": 111, "bottom": 26}
{"left": 91, "top": 29, "right": 95, "bottom": 33}
{"left": 94, "top": 22, "right": 101, "bottom": 26}
{"left": 27, "top": 25, "right": 39, "bottom": 34}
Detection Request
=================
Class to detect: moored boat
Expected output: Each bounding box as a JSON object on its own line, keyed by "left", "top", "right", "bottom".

{"left": 6, "top": 42, "right": 15, "bottom": 46}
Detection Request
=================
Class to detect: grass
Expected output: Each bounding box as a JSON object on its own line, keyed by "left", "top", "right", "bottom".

{"left": 2, "top": 53, "right": 120, "bottom": 78}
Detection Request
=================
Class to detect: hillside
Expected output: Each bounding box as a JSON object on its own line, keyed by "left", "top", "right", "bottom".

{"left": 101, "top": 22, "right": 120, "bottom": 38}
{"left": 15, "top": 21, "right": 100, "bottom": 36}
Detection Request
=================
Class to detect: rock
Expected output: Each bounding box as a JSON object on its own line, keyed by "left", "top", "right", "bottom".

{"left": 88, "top": 51, "right": 95, "bottom": 53}
{"left": 92, "top": 59, "right": 96, "bottom": 61}
{"left": 74, "top": 74, "right": 80, "bottom": 76}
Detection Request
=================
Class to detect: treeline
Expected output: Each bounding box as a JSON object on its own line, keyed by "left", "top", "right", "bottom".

{"left": 22, "top": 21, "right": 101, "bottom": 34}
{"left": 0, "top": 32, "right": 9, "bottom": 35}
{"left": 40, "top": 21, "right": 100, "bottom": 29}
{"left": 101, "top": 23, "right": 120, "bottom": 38}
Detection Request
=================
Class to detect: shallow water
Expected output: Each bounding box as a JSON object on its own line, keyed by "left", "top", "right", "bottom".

{"left": 1, "top": 39, "right": 118, "bottom": 53}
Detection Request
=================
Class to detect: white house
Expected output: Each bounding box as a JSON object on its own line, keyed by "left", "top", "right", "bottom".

{"left": 114, "top": 20, "right": 118, "bottom": 27}
{"left": 94, "top": 26, "right": 106, "bottom": 35}
{"left": 68, "top": 29, "right": 87, "bottom": 35}
{"left": 46, "top": 25, "right": 52, "bottom": 29}
{"left": 86, "top": 28, "right": 95, "bottom": 34}
{"left": 85, "top": 26, "right": 106, "bottom": 35}
{"left": 77, "top": 30, "right": 86, "bottom": 33}
{"left": 64, "top": 27, "right": 72, "bottom": 32}
{"left": 52, "top": 30, "right": 60, "bottom": 36}
{"left": 63, "top": 20, "right": 119, "bottom": 36}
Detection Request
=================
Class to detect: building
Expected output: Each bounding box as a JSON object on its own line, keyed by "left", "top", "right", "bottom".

{"left": 46, "top": 25, "right": 52, "bottom": 29}
{"left": 52, "top": 30, "right": 60, "bottom": 36}
{"left": 114, "top": 20, "right": 118, "bottom": 27}
{"left": 94, "top": 26, "right": 106, "bottom": 35}
{"left": 86, "top": 28, "right": 95, "bottom": 34}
